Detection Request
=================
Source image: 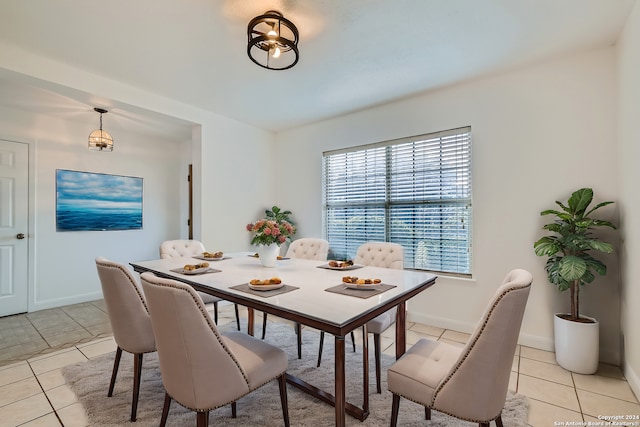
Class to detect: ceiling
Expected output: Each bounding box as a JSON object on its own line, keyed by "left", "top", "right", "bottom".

{"left": 0, "top": 0, "right": 636, "bottom": 138}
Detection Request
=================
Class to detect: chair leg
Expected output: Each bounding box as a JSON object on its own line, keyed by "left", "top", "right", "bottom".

{"left": 425, "top": 406, "right": 431, "bottom": 420}
{"left": 108, "top": 346, "right": 122, "bottom": 396}
{"left": 494, "top": 414, "right": 504, "bottom": 427}
{"left": 231, "top": 402, "right": 237, "bottom": 418}
{"left": 213, "top": 301, "right": 219, "bottom": 324}
{"left": 131, "top": 353, "right": 143, "bottom": 421}
{"left": 278, "top": 374, "right": 290, "bottom": 427}
{"left": 160, "top": 392, "right": 171, "bottom": 427}
{"left": 262, "top": 313, "right": 268, "bottom": 340}
{"left": 234, "top": 304, "right": 241, "bottom": 331}
{"left": 317, "top": 331, "right": 325, "bottom": 367}
{"left": 296, "top": 322, "right": 302, "bottom": 359}
{"left": 390, "top": 393, "right": 400, "bottom": 427}
{"left": 479, "top": 423, "right": 490, "bottom": 427}
{"left": 351, "top": 330, "right": 356, "bottom": 352}
{"left": 374, "top": 333, "right": 382, "bottom": 394}
{"left": 196, "top": 411, "right": 209, "bottom": 427}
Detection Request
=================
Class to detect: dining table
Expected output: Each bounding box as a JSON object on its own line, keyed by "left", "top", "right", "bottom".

{"left": 131, "top": 252, "right": 437, "bottom": 427}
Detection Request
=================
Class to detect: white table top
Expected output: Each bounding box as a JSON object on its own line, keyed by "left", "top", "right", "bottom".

{"left": 131, "top": 252, "right": 437, "bottom": 333}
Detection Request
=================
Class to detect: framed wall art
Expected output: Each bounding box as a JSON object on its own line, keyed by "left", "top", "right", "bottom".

{"left": 56, "top": 169, "right": 143, "bottom": 231}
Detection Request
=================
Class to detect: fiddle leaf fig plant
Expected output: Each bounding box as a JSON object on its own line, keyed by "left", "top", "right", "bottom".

{"left": 533, "top": 188, "right": 616, "bottom": 322}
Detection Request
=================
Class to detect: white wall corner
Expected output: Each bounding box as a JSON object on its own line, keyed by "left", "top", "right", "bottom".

{"left": 624, "top": 361, "right": 640, "bottom": 404}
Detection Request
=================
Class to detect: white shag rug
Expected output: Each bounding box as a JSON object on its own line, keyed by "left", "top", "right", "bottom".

{"left": 63, "top": 321, "right": 528, "bottom": 426}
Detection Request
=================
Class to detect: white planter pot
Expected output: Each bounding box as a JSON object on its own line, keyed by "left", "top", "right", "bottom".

{"left": 554, "top": 313, "right": 599, "bottom": 374}
{"left": 256, "top": 244, "right": 280, "bottom": 268}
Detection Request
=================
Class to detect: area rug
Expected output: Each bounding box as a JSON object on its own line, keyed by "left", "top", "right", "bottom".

{"left": 63, "top": 321, "right": 528, "bottom": 426}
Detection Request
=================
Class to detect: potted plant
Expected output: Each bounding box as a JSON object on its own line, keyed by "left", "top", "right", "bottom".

{"left": 246, "top": 206, "right": 296, "bottom": 267}
{"left": 533, "top": 187, "right": 616, "bottom": 374}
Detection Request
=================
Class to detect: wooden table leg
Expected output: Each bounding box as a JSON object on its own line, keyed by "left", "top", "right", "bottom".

{"left": 361, "top": 324, "right": 369, "bottom": 413}
{"left": 334, "top": 335, "right": 345, "bottom": 427}
{"left": 247, "top": 307, "right": 254, "bottom": 337}
{"left": 396, "top": 302, "right": 406, "bottom": 360}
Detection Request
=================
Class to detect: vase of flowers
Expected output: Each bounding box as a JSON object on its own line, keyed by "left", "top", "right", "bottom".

{"left": 246, "top": 206, "right": 296, "bottom": 267}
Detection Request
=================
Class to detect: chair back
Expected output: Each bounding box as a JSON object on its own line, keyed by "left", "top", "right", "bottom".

{"left": 159, "top": 239, "right": 206, "bottom": 259}
{"left": 354, "top": 242, "right": 404, "bottom": 270}
{"left": 432, "top": 269, "right": 532, "bottom": 421}
{"left": 140, "top": 272, "right": 250, "bottom": 410}
{"left": 95, "top": 257, "right": 155, "bottom": 354}
{"left": 286, "top": 238, "right": 330, "bottom": 260}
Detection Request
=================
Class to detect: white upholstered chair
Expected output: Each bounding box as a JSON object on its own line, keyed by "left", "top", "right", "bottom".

{"left": 388, "top": 269, "right": 533, "bottom": 427}
{"left": 140, "top": 272, "right": 290, "bottom": 427}
{"left": 159, "top": 239, "right": 240, "bottom": 330}
{"left": 263, "top": 238, "right": 330, "bottom": 359}
{"left": 285, "top": 237, "right": 330, "bottom": 260}
{"left": 95, "top": 256, "right": 156, "bottom": 422}
{"left": 318, "top": 242, "right": 404, "bottom": 393}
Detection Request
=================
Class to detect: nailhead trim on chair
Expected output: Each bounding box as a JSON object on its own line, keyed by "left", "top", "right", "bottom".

{"left": 97, "top": 259, "right": 150, "bottom": 313}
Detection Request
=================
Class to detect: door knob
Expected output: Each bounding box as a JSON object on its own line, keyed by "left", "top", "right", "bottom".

{"left": 17, "top": 233, "right": 25, "bottom": 239}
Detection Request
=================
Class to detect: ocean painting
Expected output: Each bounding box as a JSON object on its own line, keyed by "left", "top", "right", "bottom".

{"left": 56, "top": 169, "right": 143, "bottom": 231}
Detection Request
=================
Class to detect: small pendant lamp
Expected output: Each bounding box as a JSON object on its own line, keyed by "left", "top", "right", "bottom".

{"left": 88, "top": 107, "right": 114, "bottom": 151}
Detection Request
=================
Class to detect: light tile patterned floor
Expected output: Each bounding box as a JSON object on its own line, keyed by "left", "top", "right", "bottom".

{"left": 0, "top": 301, "right": 638, "bottom": 426}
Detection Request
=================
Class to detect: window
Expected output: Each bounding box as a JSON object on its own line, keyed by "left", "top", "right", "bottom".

{"left": 322, "top": 127, "right": 472, "bottom": 275}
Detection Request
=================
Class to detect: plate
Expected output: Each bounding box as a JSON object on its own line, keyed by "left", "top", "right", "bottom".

{"left": 193, "top": 255, "right": 227, "bottom": 261}
{"left": 344, "top": 282, "right": 382, "bottom": 290}
{"left": 320, "top": 263, "right": 362, "bottom": 271}
{"left": 248, "top": 282, "right": 285, "bottom": 291}
{"left": 180, "top": 267, "right": 212, "bottom": 275}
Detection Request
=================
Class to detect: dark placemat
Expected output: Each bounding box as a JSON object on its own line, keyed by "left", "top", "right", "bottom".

{"left": 324, "top": 283, "right": 396, "bottom": 299}
{"left": 316, "top": 264, "right": 363, "bottom": 271}
{"left": 169, "top": 267, "right": 221, "bottom": 275}
{"left": 229, "top": 283, "right": 299, "bottom": 298}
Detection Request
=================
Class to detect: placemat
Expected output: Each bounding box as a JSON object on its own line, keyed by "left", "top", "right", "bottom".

{"left": 169, "top": 267, "right": 221, "bottom": 275}
{"left": 324, "top": 283, "right": 396, "bottom": 299}
{"left": 229, "top": 283, "right": 299, "bottom": 298}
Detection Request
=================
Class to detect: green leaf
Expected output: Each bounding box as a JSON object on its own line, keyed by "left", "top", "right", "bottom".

{"left": 585, "top": 201, "right": 614, "bottom": 217}
{"left": 558, "top": 255, "right": 587, "bottom": 281}
{"left": 588, "top": 240, "right": 613, "bottom": 253}
{"left": 534, "top": 237, "right": 560, "bottom": 256}
{"left": 567, "top": 188, "right": 593, "bottom": 216}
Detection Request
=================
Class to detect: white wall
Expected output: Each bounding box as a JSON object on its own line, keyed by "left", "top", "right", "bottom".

{"left": 0, "top": 106, "right": 184, "bottom": 310}
{"left": 617, "top": 0, "right": 640, "bottom": 399}
{"left": 197, "top": 116, "right": 276, "bottom": 252}
{"left": 275, "top": 48, "right": 622, "bottom": 364}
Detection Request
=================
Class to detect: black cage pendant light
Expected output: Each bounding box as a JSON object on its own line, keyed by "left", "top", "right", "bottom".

{"left": 247, "top": 10, "right": 299, "bottom": 70}
{"left": 88, "top": 108, "right": 114, "bottom": 151}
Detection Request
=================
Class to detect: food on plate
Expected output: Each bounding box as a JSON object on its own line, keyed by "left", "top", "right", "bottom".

{"left": 203, "top": 251, "right": 223, "bottom": 259}
{"left": 342, "top": 276, "right": 381, "bottom": 285}
{"left": 328, "top": 260, "right": 354, "bottom": 268}
{"left": 250, "top": 277, "right": 282, "bottom": 286}
{"left": 183, "top": 262, "right": 209, "bottom": 271}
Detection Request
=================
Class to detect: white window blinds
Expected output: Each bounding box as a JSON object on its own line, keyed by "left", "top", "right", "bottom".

{"left": 322, "top": 127, "right": 472, "bottom": 274}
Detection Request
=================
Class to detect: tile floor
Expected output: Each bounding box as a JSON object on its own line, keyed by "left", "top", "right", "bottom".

{"left": 1, "top": 301, "right": 639, "bottom": 426}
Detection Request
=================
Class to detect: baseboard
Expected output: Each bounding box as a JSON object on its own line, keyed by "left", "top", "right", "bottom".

{"left": 29, "top": 291, "right": 104, "bottom": 312}
{"left": 624, "top": 362, "right": 640, "bottom": 401}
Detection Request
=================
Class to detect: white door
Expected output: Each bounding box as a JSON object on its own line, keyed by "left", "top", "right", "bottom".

{"left": 0, "top": 140, "right": 29, "bottom": 316}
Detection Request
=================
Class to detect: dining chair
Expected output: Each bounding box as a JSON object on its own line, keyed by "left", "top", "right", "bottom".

{"left": 388, "top": 269, "right": 533, "bottom": 427}
{"left": 261, "top": 238, "right": 330, "bottom": 359}
{"left": 159, "top": 239, "right": 240, "bottom": 330}
{"left": 140, "top": 272, "right": 290, "bottom": 427}
{"left": 317, "top": 241, "right": 404, "bottom": 394}
{"left": 95, "top": 256, "right": 156, "bottom": 422}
